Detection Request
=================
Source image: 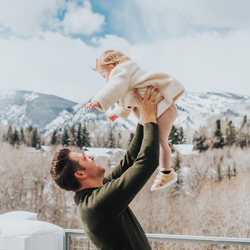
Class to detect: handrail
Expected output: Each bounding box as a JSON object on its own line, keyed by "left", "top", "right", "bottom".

{"left": 64, "top": 229, "right": 250, "bottom": 250}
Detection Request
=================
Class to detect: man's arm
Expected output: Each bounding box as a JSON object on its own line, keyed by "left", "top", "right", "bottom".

{"left": 92, "top": 87, "right": 164, "bottom": 216}
{"left": 103, "top": 123, "right": 143, "bottom": 184}
{"left": 103, "top": 86, "right": 162, "bottom": 184}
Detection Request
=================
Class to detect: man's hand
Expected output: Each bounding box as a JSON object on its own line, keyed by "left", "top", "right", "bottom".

{"left": 84, "top": 101, "right": 101, "bottom": 110}
{"left": 109, "top": 113, "right": 119, "bottom": 122}
{"left": 134, "top": 86, "right": 164, "bottom": 124}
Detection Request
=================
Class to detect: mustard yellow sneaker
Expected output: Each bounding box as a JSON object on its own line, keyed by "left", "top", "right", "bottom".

{"left": 151, "top": 171, "right": 178, "bottom": 191}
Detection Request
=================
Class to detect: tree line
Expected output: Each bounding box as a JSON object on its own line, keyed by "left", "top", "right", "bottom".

{"left": 2, "top": 125, "right": 41, "bottom": 148}
{"left": 193, "top": 115, "right": 250, "bottom": 152}
{"left": 3, "top": 115, "right": 249, "bottom": 151}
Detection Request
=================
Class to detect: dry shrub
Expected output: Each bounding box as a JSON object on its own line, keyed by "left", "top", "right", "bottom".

{"left": 0, "top": 143, "right": 81, "bottom": 228}
{"left": 130, "top": 147, "right": 250, "bottom": 238}
{"left": 1, "top": 143, "right": 250, "bottom": 239}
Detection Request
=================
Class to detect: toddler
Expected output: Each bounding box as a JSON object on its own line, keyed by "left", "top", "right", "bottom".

{"left": 85, "top": 50, "right": 185, "bottom": 191}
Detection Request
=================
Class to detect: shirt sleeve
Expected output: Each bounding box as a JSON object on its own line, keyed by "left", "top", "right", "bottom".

{"left": 103, "top": 123, "right": 143, "bottom": 184}
{"left": 92, "top": 66, "right": 130, "bottom": 112}
{"left": 96, "top": 122, "right": 159, "bottom": 217}
{"left": 112, "top": 104, "right": 131, "bottom": 119}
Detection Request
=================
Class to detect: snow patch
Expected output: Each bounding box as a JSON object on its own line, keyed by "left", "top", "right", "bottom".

{"left": 84, "top": 147, "right": 126, "bottom": 158}
{"left": 172, "top": 144, "right": 198, "bottom": 156}
{"left": 0, "top": 89, "right": 17, "bottom": 99}
{"left": 23, "top": 93, "right": 39, "bottom": 102}
{"left": 0, "top": 211, "right": 37, "bottom": 221}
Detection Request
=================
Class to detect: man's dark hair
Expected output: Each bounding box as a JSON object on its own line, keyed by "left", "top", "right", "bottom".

{"left": 50, "top": 148, "right": 84, "bottom": 191}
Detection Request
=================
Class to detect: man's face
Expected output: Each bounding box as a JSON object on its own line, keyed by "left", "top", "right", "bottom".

{"left": 70, "top": 152, "right": 106, "bottom": 179}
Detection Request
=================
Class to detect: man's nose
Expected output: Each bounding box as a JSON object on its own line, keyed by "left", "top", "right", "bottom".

{"left": 88, "top": 156, "right": 94, "bottom": 160}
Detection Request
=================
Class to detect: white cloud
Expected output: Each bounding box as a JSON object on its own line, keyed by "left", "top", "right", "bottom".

{"left": 95, "top": 30, "right": 250, "bottom": 97}
{"left": 0, "top": 0, "right": 63, "bottom": 36}
{"left": 0, "top": 0, "right": 250, "bottom": 104}
{"left": 1, "top": 29, "right": 250, "bottom": 103}
{"left": 169, "top": 0, "right": 250, "bottom": 29}
{"left": 61, "top": 0, "right": 105, "bottom": 35}
{"left": 0, "top": 32, "right": 100, "bottom": 102}
{"left": 106, "top": 0, "right": 250, "bottom": 42}
{"left": 135, "top": 0, "right": 250, "bottom": 29}
{"left": 0, "top": 0, "right": 105, "bottom": 37}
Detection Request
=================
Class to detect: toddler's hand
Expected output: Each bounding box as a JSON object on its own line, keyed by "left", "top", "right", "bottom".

{"left": 84, "top": 101, "right": 101, "bottom": 110}
{"left": 109, "top": 113, "right": 119, "bottom": 122}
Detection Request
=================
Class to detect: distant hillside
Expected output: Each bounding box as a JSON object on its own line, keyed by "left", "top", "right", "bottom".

{"left": 42, "top": 89, "right": 250, "bottom": 143}
{"left": 1, "top": 88, "right": 250, "bottom": 143}
{"left": 0, "top": 89, "right": 77, "bottom": 129}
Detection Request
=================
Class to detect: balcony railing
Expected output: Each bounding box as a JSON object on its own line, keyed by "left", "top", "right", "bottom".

{"left": 64, "top": 229, "right": 250, "bottom": 250}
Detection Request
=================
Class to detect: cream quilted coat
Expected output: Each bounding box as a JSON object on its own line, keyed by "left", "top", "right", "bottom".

{"left": 92, "top": 60, "right": 185, "bottom": 121}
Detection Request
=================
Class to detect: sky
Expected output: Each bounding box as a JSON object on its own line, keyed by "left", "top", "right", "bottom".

{"left": 0, "top": 0, "right": 250, "bottom": 103}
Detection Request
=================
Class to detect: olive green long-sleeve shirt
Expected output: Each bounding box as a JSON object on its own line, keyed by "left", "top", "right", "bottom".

{"left": 74, "top": 122, "right": 159, "bottom": 250}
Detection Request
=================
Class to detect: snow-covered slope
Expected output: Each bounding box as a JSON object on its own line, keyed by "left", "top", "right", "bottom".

{"left": 42, "top": 102, "right": 137, "bottom": 137}
{"left": 1, "top": 88, "right": 250, "bottom": 139}
{"left": 43, "top": 89, "right": 250, "bottom": 139}
{"left": 175, "top": 89, "right": 250, "bottom": 131}
{"left": 0, "top": 89, "right": 77, "bottom": 129}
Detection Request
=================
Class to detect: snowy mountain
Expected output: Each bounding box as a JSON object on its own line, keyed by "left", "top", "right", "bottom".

{"left": 42, "top": 102, "right": 137, "bottom": 138}
{"left": 0, "top": 89, "right": 77, "bottom": 129}
{"left": 43, "top": 89, "right": 250, "bottom": 141}
{"left": 1, "top": 88, "right": 250, "bottom": 142}
{"left": 175, "top": 89, "right": 250, "bottom": 131}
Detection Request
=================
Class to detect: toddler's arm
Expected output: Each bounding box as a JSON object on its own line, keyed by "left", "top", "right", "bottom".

{"left": 92, "top": 67, "right": 130, "bottom": 112}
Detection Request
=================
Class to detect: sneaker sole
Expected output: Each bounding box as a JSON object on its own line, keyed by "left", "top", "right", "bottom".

{"left": 151, "top": 177, "right": 178, "bottom": 191}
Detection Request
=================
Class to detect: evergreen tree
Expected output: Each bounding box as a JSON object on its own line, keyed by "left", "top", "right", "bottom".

{"left": 217, "top": 163, "right": 222, "bottom": 182}
{"left": 173, "top": 151, "right": 181, "bottom": 173}
{"left": 12, "top": 128, "right": 20, "bottom": 145}
{"left": 31, "top": 128, "right": 40, "bottom": 148}
{"left": 212, "top": 119, "right": 225, "bottom": 149}
{"left": 56, "top": 133, "right": 62, "bottom": 146}
{"left": 70, "top": 124, "right": 77, "bottom": 146}
{"left": 233, "top": 162, "right": 237, "bottom": 177}
{"left": 77, "top": 123, "right": 83, "bottom": 148}
{"left": 82, "top": 123, "right": 91, "bottom": 147}
{"left": 20, "top": 127, "right": 25, "bottom": 144}
{"left": 169, "top": 125, "right": 179, "bottom": 144}
{"left": 225, "top": 120, "right": 236, "bottom": 146}
{"left": 117, "top": 132, "right": 122, "bottom": 148}
{"left": 193, "top": 127, "right": 209, "bottom": 152}
{"left": 61, "top": 128, "right": 70, "bottom": 146}
{"left": 178, "top": 127, "right": 186, "bottom": 144}
{"left": 227, "top": 165, "right": 231, "bottom": 179}
{"left": 2, "top": 132, "right": 6, "bottom": 142}
{"left": 241, "top": 115, "right": 247, "bottom": 128}
{"left": 6, "top": 125, "right": 13, "bottom": 144}
{"left": 105, "top": 125, "right": 115, "bottom": 148}
{"left": 50, "top": 130, "right": 57, "bottom": 145}
{"left": 173, "top": 152, "right": 181, "bottom": 184}
{"left": 25, "top": 125, "right": 34, "bottom": 146}
{"left": 238, "top": 115, "right": 249, "bottom": 148}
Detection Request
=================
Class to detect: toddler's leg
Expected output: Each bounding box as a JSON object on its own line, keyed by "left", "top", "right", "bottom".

{"left": 151, "top": 102, "right": 178, "bottom": 191}
{"left": 158, "top": 102, "right": 178, "bottom": 171}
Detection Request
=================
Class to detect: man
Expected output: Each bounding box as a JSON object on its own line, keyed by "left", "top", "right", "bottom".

{"left": 50, "top": 86, "right": 164, "bottom": 250}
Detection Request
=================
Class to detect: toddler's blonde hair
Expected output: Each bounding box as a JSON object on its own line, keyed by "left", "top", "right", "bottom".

{"left": 93, "top": 50, "right": 131, "bottom": 71}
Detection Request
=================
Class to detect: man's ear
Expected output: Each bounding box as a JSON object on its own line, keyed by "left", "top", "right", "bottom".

{"left": 74, "top": 170, "right": 87, "bottom": 180}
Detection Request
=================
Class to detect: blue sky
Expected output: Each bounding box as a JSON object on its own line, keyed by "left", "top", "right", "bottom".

{"left": 0, "top": 0, "right": 250, "bottom": 103}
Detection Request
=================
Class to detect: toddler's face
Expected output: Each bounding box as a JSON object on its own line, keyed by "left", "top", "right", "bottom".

{"left": 98, "top": 64, "right": 115, "bottom": 83}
